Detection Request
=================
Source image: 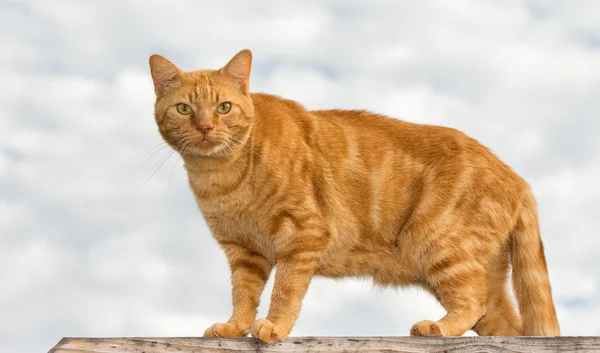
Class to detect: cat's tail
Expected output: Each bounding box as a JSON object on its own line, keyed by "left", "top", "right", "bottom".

{"left": 511, "top": 187, "right": 560, "bottom": 336}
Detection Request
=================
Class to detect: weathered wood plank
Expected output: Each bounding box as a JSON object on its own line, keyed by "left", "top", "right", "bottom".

{"left": 49, "top": 336, "right": 600, "bottom": 353}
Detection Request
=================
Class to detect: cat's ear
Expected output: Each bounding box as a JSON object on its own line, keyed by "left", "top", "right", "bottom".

{"left": 149, "top": 54, "right": 182, "bottom": 97}
{"left": 221, "top": 49, "right": 252, "bottom": 94}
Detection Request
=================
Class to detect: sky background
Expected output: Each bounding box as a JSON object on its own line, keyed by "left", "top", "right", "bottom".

{"left": 1, "top": 1, "right": 600, "bottom": 352}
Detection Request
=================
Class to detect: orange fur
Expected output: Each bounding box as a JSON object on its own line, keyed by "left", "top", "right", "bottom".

{"left": 149, "top": 50, "right": 560, "bottom": 342}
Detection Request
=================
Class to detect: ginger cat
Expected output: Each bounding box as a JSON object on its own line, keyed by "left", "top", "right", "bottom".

{"left": 149, "top": 49, "right": 560, "bottom": 342}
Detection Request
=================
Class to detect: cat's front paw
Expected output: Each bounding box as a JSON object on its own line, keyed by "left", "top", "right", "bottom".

{"left": 251, "top": 318, "right": 287, "bottom": 343}
{"left": 410, "top": 320, "right": 446, "bottom": 336}
{"left": 204, "top": 322, "right": 249, "bottom": 337}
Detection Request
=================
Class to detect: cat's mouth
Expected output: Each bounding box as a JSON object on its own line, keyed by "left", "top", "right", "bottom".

{"left": 180, "top": 136, "right": 228, "bottom": 158}
{"left": 175, "top": 130, "right": 243, "bottom": 159}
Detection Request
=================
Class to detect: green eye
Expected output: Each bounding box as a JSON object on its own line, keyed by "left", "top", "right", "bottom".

{"left": 176, "top": 103, "right": 192, "bottom": 115}
{"left": 216, "top": 102, "right": 232, "bottom": 114}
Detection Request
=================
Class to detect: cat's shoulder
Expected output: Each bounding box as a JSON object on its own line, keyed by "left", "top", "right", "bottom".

{"left": 250, "top": 93, "right": 306, "bottom": 111}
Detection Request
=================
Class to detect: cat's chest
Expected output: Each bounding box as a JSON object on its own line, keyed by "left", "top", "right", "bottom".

{"left": 198, "top": 196, "right": 275, "bottom": 261}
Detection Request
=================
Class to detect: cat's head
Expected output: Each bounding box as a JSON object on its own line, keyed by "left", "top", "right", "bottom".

{"left": 149, "top": 50, "right": 254, "bottom": 160}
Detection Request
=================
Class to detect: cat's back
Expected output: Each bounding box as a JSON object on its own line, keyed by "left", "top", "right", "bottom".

{"left": 310, "top": 109, "right": 484, "bottom": 162}
{"left": 311, "top": 108, "right": 524, "bottom": 188}
{"left": 250, "top": 94, "right": 522, "bottom": 186}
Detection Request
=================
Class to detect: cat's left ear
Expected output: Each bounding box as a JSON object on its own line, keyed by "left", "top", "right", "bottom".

{"left": 149, "top": 54, "right": 182, "bottom": 97}
{"left": 221, "top": 49, "right": 252, "bottom": 94}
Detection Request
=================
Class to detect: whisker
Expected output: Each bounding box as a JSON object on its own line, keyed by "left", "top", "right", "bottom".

{"left": 168, "top": 142, "right": 187, "bottom": 190}
{"left": 143, "top": 135, "right": 188, "bottom": 163}
{"left": 142, "top": 142, "right": 168, "bottom": 158}
{"left": 228, "top": 136, "right": 244, "bottom": 144}
{"left": 218, "top": 140, "right": 232, "bottom": 159}
{"left": 185, "top": 134, "right": 277, "bottom": 181}
{"left": 168, "top": 158, "right": 179, "bottom": 191}
{"left": 145, "top": 149, "right": 175, "bottom": 183}
{"left": 146, "top": 149, "right": 171, "bottom": 174}
{"left": 142, "top": 143, "right": 170, "bottom": 163}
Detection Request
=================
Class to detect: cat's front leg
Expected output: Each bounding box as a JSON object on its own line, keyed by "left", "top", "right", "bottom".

{"left": 204, "top": 242, "right": 272, "bottom": 338}
{"left": 251, "top": 232, "right": 327, "bottom": 343}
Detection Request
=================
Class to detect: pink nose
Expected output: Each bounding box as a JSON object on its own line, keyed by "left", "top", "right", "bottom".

{"left": 196, "top": 124, "right": 213, "bottom": 135}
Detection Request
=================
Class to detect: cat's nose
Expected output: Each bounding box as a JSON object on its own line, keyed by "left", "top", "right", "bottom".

{"left": 196, "top": 124, "right": 214, "bottom": 135}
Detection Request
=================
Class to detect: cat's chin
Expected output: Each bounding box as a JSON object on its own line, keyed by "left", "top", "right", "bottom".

{"left": 183, "top": 141, "right": 230, "bottom": 159}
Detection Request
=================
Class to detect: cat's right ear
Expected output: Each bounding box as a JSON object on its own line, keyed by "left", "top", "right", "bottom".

{"left": 149, "top": 55, "right": 182, "bottom": 97}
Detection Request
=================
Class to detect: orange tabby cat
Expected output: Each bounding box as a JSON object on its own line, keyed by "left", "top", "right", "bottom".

{"left": 149, "top": 49, "right": 560, "bottom": 342}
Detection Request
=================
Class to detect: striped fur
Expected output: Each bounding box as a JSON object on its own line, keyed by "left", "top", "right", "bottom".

{"left": 149, "top": 50, "right": 560, "bottom": 343}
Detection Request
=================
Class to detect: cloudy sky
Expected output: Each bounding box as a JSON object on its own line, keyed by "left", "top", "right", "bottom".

{"left": 1, "top": 1, "right": 600, "bottom": 352}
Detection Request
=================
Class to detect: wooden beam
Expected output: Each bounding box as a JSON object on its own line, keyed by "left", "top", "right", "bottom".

{"left": 49, "top": 336, "right": 600, "bottom": 353}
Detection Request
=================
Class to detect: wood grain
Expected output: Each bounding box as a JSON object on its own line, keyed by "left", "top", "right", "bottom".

{"left": 49, "top": 336, "right": 600, "bottom": 353}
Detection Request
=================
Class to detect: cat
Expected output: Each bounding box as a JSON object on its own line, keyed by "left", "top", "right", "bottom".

{"left": 148, "top": 49, "right": 560, "bottom": 343}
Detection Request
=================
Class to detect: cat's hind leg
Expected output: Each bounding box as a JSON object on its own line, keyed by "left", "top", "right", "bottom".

{"left": 473, "top": 254, "right": 521, "bottom": 336}
{"left": 410, "top": 255, "right": 488, "bottom": 336}
{"left": 472, "top": 290, "right": 521, "bottom": 336}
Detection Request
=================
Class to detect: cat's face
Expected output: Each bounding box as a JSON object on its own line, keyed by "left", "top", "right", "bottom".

{"left": 149, "top": 50, "right": 254, "bottom": 159}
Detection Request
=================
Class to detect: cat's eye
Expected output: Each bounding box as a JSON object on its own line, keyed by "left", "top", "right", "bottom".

{"left": 176, "top": 103, "right": 192, "bottom": 115}
{"left": 216, "top": 102, "right": 232, "bottom": 114}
